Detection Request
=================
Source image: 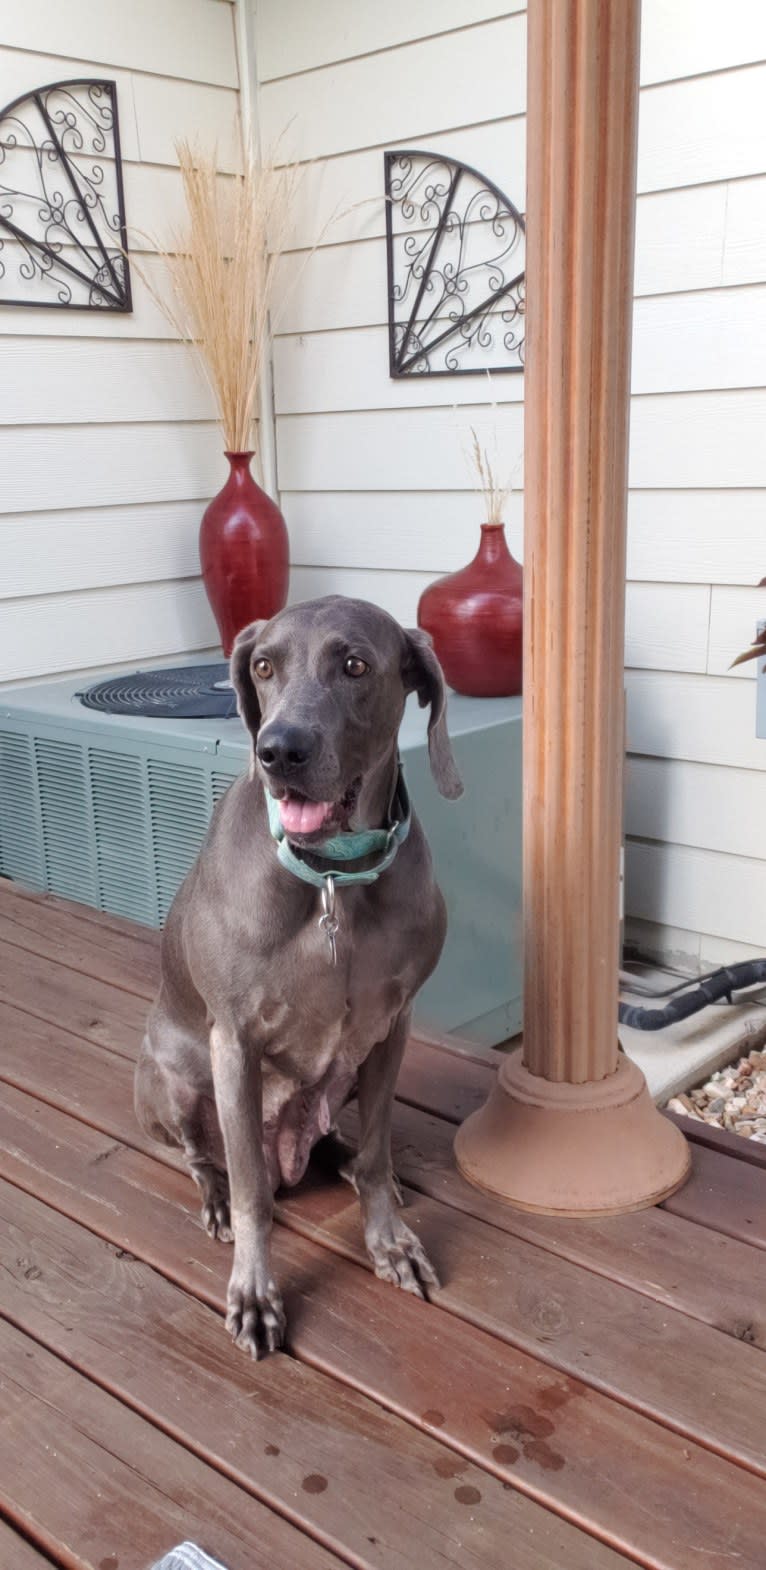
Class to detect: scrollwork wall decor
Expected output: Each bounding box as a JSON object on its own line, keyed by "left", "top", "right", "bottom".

{"left": 0, "top": 78, "right": 131, "bottom": 310}
{"left": 385, "top": 149, "right": 524, "bottom": 376}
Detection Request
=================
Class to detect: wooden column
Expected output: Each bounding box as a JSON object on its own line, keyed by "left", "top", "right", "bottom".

{"left": 523, "top": 0, "right": 636, "bottom": 1084}
{"left": 455, "top": 0, "right": 690, "bottom": 1214}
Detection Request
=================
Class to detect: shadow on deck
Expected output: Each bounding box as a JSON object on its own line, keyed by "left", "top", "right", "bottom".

{"left": 0, "top": 881, "right": 764, "bottom": 1570}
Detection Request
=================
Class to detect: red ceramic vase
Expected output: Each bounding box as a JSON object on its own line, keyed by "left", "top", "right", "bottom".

{"left": 417, "top": 523, "right": 523, "bottom": 697}
{"left": 199, "top": 452, "right": 290, "bottom": 656}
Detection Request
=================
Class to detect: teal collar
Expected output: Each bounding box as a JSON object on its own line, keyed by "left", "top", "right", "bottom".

{"left": 265, "top": 764, "right": 411, "bottom": 889}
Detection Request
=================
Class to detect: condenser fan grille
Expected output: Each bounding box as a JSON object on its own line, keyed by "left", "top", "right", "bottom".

{"left": 78, "top": 664, "right": 236, "bottom": 719}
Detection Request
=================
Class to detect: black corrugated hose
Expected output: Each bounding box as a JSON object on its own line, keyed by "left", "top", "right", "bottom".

{"left": 618, "top": 960, "right": 766, "bottom": 1031}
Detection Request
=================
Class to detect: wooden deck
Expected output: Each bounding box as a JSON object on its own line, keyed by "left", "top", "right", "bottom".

{"left": 0, "top": 882, "right": 764, "bottom": 1570}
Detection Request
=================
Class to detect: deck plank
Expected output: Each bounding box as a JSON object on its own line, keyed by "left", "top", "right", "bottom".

{"left": 396, "top": 1055, "right": 766, "bottom": 1253}
{"left": 663, "top": 1140, "right": 766, "bottom": 1248}
{"left": 401, "top": 1037, "right": 766, "bottom": 1169}
{"left": 3, "top": 884, "right": 766, "bottom": 1569}
{"left": 7, "top": 885, "right": 764, "bottom": 1177}
{"left": 344, "top": 1097, "right": 766, "bottom": 1339}
{"left": 0, "top": 1519, "right": 56, "bottom": 1568}
{"left": 7, "top": 883, "right": 159, "bottom": 947}
{"left": 0, "top": 940, "right": 141, "bottom": 1059}
{"left": 397, "top": 1035, "right": 498, "bottom": 1124}
{"left": 279, "top": 1163, "right": 766, "bottom": 1476}
{"left": 0, "top": 1000, "right": 159, "bottom": 1141}
{"left": 665, "top": 1110, "right": 766, "bottom": 1170}
{"left": 2, "top": 1040, "right": 765, "bottom": 1480}
{"left": 0, "top": 1177, "right": 638, "bottom": 1570}
{"left": 3, "top": 900, "right": 765, "bottom": 1348}
{"left": 4, "top": 1002, "right": 766, "bottom": 1362}
{"left": 0, "top": 1319, "right": 339, "bottom": 1570}
{"left": 2, "top": 1086, "right": 764, "bottom": 1570}
{"left": 0, "top": 890, "right": 158, "bottom": 999}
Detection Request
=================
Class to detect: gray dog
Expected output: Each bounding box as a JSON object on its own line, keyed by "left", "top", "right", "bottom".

{"left": 135, "top": 595, "right": 462, "bottom": 1357}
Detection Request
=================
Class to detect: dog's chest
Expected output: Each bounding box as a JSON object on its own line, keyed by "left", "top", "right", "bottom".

{"left": 245, "top": 896, "right": 419, "bottom": 1076}
{"left": 253, "top": 935, "right": 407, "bottom": 1184}
{"left": 264, "top": 937, "right": 407, "bottom": 1066}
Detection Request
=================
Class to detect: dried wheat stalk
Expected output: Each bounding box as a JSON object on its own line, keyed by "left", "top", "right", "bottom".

{"left": 468, "top": 427, "right": 512, "bottom": 523}
{"left": 133, "top": 141, "right": 298, "bottom": 455}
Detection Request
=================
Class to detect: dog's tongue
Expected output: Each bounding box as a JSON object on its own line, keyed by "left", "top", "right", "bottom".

{"left": 279, "top": 795, "right": 332, "bottom": 835}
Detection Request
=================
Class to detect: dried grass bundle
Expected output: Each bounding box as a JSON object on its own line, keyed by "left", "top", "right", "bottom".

{"left": 137, "top": 140, "right": 297, "bottom": 455}
{"left": 468, "top": 427, "right": 512, "bottom": 524}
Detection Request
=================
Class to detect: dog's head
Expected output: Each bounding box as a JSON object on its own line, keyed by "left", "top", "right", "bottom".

{"left": 231, "top": 595, "right": 462, "bottom": 845}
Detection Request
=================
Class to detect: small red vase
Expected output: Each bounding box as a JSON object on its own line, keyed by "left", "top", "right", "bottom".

{"left": 199, "top": 452, "right": 289, "bottom": 656}
{"left": 417, "top": 523, "right": 523, "bottom": 697}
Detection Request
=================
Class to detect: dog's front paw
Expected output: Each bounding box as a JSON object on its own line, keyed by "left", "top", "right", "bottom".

{"left": 226, "top": 1272, "right": 286, "bottom": 1358}
{"left": 365, "top": 1217, "right": 440, "bottom": 1300}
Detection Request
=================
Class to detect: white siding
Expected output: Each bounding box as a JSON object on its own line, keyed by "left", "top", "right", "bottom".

{"left": 252, "top": 0, "right": 766, "bottom": 961}
{"left": 0, "top": 0, "right": 241, "bottom": 682}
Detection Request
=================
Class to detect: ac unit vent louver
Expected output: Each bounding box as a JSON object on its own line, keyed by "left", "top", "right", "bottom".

{"left": 148, "top": 759, "right": 212, "bottom": 923}
{"left": 34, "top": 736, "right": 97, "bottom": 905}
{"left": 89, "top": 748, "right": 156, "bottom": 925}
{"left": 211, "top": 770, "right": 237, "bottom": 804}
{"left": 0, "top": 730, "right": 45, "bottom": 889}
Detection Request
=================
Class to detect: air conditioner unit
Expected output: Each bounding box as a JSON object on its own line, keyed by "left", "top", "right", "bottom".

{"left": 0, "top": 663, "right": 522, "bottom": 1046}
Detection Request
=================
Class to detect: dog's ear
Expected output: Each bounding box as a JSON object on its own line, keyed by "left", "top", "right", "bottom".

{"left": 230, "top": 620, "right": 267, "bottom": 741}
{"left": 403, "top": 629, "right": 463, "bottom": 800}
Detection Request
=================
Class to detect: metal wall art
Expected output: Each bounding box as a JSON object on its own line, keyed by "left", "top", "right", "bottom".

{"left": 0, "top": 78, "right": 131, "bottom": 311}
{"left": 385, "top": 149, "right": 524, "bottom": 377}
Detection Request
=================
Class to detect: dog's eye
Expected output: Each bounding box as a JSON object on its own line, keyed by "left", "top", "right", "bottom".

{"left": 253, "top": 658, "right": 273, "bottom": 680}
{"left": 343, "top": 655, "right": 369, "bottom": 679}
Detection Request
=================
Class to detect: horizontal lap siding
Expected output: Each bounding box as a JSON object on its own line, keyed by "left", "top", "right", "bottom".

{"left": 627, "top": 9, "right": 766, "bottom": 954}
{"left": 255, "top": 0, "right": 526, "bottom": 80}
{"left": 0, "top": 0, "right": 240, "bottom": 683}
{"left": 254, "top": 0, "right": 766, "bottom": 958}
{"left": 0, "top": 581, "right": 219, "bottom": 683}
{"left": 625, "top": 841, "right": 766, "bottom": 952}
{"left": 0, "top": 0, "right": 238, "bottom": 86}
{"left": 0, "top": 425, "right": 224, "bottom": 513}
{"left": 259, "top": 16, "right": 528, "bottom": 163}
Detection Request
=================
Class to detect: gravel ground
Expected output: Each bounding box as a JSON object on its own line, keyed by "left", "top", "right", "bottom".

{"left": 667, "top": 1047, "right": 766, "bottom": 1142}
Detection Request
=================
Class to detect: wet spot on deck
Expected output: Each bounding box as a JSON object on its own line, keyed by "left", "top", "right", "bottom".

{"left": 421, "top": 1409, "right": 445, "bottom": 1426}
{"left": 525, "top": 1439, "right": 565, "bottom": 1471}
{"left": 454, "top": 1485, "right": 482, "bottom": 1506}
{"left": 494, "top": 1405, "right": 555, "bottom": 1440}
{"left": 538, "top": 1379, "right": 583, "bottom": 1412}
{"left": 302, "top": 1473, "right": 328, "bottom": 1494}
{"left": 265, "top": 1444, "right": 280, "bottom": 1456}
{"left": 493, "top": 1443, "right": 520, "bottom": 1465}
{"left": 100, "top": 1558, "right": 119, "bottom": 1570}
{"left": 485, "top": 1405, "right": 565, "bottom": 1472}
{"left": 433, "top": 1455, "right": 468, "bottom": 1479}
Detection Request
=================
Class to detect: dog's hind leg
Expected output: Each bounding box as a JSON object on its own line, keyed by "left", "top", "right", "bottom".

{"left": 314, "top": 1130, "right": 404, "bottom": 1206}
{"left": 135, "top": 1036, "right": 231, "bottom": 1241}
{"left": 186, "top": 1149, "right": 233, "bottom": 1243}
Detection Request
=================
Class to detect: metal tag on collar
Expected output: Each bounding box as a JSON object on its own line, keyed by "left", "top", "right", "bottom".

{"left": 319, "top": 874, "right": 340, "bottom": 966}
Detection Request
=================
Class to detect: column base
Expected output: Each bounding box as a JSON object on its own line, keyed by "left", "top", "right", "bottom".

{"left": 454, "top": 1047, "right": 691, "bottom": 1216}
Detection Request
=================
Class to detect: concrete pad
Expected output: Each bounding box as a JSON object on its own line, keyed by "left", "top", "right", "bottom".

{"left": 619, "top": 976, "right": 766, "bottom": 1102}
{"left": 463, "top": 967, "right": 766, "bottom": 1104}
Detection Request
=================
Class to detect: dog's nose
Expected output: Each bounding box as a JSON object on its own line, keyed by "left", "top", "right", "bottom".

{"left": 256, "top": 723, "right": 316, "bottom": 774}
